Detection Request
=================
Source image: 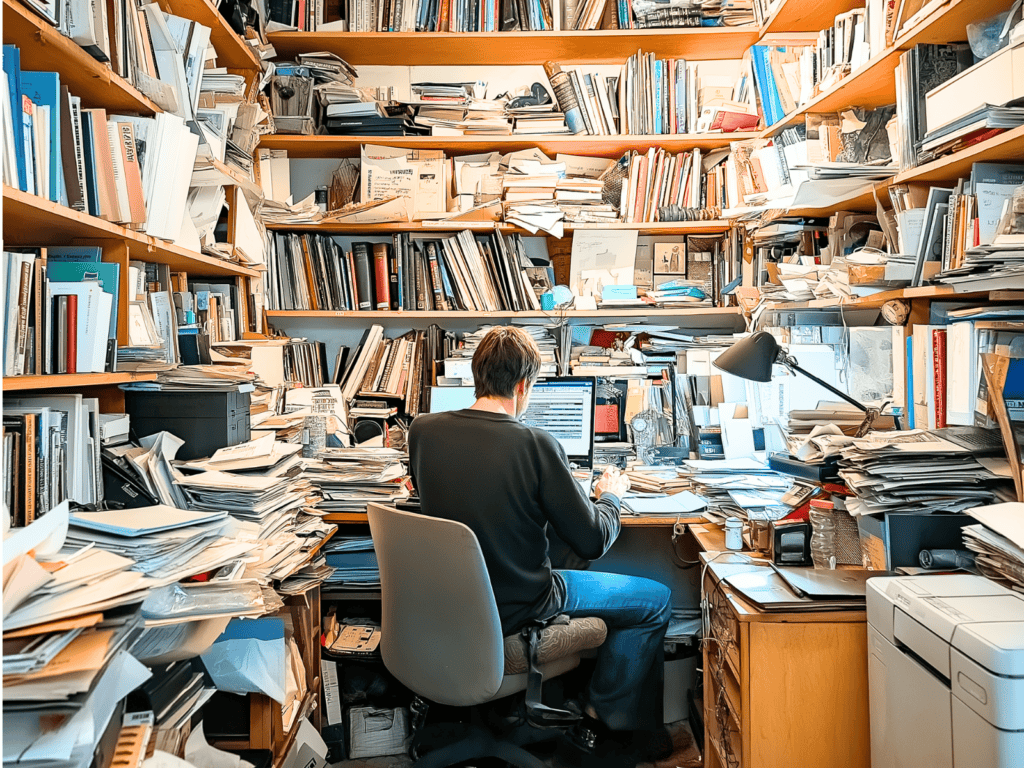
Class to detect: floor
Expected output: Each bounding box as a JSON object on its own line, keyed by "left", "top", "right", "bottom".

{"left": 333, "top": 719, "right": 702, "bottom": 768}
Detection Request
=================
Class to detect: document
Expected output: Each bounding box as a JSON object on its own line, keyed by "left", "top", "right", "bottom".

{"left": 569, "top": 229, "right": 639, "bottom": 297}
{"left": 360, "top": 144, "right": 446, "bottom": 219}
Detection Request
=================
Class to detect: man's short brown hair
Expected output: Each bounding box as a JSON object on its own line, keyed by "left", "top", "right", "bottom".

{"left": 471, "top": 326, "right": 542, "bottom": 399}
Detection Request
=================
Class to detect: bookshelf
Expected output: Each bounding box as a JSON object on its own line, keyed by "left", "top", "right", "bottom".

{"left": 3, "top": 0, "right": 162, "bottom": 114}
{"left": 266, "top": 27, "right": 761, "bottom": 65}
{"left": 763, "top": 287, "right": 1024, "bottom": 311}
{"left": 3, "top": 186, "right": 260, "bottom": 278}
{"left": 258, "top": 132, "right": 759, "bottom": 158}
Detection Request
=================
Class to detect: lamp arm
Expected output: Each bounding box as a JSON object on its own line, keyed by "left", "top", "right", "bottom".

{"left": 783, "top": 359, "right": 869, "bottom": 413}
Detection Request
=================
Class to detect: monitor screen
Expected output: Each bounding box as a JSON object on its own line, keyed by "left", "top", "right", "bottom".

{"left": 428, "top": 386, "right": 477, "bottom": 413}
{"left": 522, "top": 377, "right": 596, "bottom": 464}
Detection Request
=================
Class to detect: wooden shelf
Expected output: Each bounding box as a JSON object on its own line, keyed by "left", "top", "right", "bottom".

{"left": 759, "top": 0, "right": 864, "bottom": 36}
{"left": 259, "top": 132, "right": 758, "bottom": 159}
{"left": 268, "top": 307, "right": 744, "bottom": 321}
{"left": 266, "top": 27, "right": 760, "bottom": 65}
{"left": 264, "top": 220, "right": 734, "bottom": 235}
{"left": 157, "top": 0, "right": 261, "bottom": 71}
{"left": 3, "top": 0, "right": 160, "bottom": 114}
{"left": 3, "top": 372, "right": 159, "bottom": 391}
{"left": 895, "top": 125, "right": 1024, "bottom": 185}
{"left": 759, "top": 0, "right": 1013, "bottom": 137}
{"left": 3, "top": 186, "right": 260, "bottom": 278}
{"left": 760, "top": 285, "right": 1024, "bottom": 311}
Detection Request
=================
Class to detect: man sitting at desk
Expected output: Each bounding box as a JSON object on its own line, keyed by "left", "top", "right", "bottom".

{"left": 409, "top": 326, "right": 672, "bottom": 766}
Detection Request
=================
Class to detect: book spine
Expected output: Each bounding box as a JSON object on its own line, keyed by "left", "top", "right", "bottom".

{"left": 425, "top": 241, "right": 446, "bottom": 309}
{"left": 415, "top": 247, "right": 428, "bottom": 310}
{"left": 118, "top": 123, "right": 147, "bottom": 226}
{"left": 65, "top": 293, "right": 77, "bottom": 374}
{"left": 933, "top": 327, "right": 947, "bottom": 430}
{"left": 33, "top": 252, "right": 46, "bottom": 376}
{"left": 352, "top": 244, "right": 374, "bottom": 310}
{"left": 389, "top": 237, "right": 400, "bottom": 310}
{"left": 23, "top": 413, "right": 36, "bottom": 524}
{"left": 372, "top": 242, "right": 390, "bottom": 310}
{"left": 543, "top": 62, "right": 586, "bottom": 134}
{"left": 15, "top": 259, "right": 32, "bottom": 376}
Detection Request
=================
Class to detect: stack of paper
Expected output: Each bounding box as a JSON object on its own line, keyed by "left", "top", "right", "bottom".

{"left": 303, "top": 447, "right": 409, "bottom": 515}
{"left": 838, "top": 428, "right": 1013, "bottom": 517}
{"left": 621, "top": 490, "right": 707, "bottom": 517}
{"left": 963, "top": 503, "right": 1024, "bottom": 592}
{"left": 683, "top": 458, "right": 793, "bottom": 523}
{"left": 322, "top": 537, "right": 380, "bottom": 590}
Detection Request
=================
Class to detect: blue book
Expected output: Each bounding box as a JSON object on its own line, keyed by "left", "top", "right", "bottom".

{"left": 654, "top": 60, "right": 664, "bottom": 134}
{"left": 751, "top": 46, "right": 781, "bottom": 127}
{"left": 21, "top": 94, "right": 36, "bottom": 195}
{"left": 79, "top": 111, "right": 101, "bottom": 216}
{"left": 3, "top": 46, "right": 26, "bottom": 192}
{"left": 19, "top": 71, "right": 63, "bottom": 204}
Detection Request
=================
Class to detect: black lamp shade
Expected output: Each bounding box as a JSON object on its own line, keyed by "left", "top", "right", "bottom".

{"left": 712, "top": 331, "right": 781, "bottom": 383}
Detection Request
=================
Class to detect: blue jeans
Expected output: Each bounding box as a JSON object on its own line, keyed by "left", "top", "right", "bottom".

{"left": 554, "top": 570, "right": 672, "bottom": 731}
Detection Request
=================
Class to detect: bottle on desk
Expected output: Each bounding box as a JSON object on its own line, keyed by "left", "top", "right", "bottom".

{"left": 809, "top": 509, "right": 837, "bottom": 569}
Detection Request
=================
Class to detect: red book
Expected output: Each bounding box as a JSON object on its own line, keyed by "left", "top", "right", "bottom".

{"left": 372, "top": 243, "right": 390, "bottom": 310}
{"left": 66, "top": 294, "right": 78, "bottom": 374}
{"left": 933, "top": 328, "right": 947, "bottom": 429}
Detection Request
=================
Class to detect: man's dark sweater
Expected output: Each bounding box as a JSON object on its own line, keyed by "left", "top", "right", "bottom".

{"left": 408, "top": 409, "right": 621, "bottom": 635}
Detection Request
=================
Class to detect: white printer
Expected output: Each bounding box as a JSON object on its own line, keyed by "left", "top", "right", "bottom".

{"left": 866, "top": 575, "right": 1024, "bottom": 768}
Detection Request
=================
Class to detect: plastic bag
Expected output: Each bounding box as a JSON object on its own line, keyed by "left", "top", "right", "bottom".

{"left": 967, "top": 1, "right": 1022, "bottom": 59}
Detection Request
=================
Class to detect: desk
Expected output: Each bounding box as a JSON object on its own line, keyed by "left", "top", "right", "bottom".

{"left": 690, "top": 524, "right": 870, "bottom": 768}
{"left": 325, "top": 512, "right": 707, "bottom": 527}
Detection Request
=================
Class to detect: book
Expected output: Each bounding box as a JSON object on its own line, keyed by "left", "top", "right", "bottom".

{"left": 372, "top": 243, "right": 390, "bottom": 310}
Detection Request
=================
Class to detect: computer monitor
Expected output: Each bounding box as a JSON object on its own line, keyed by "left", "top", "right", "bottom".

{"left": 428, "top": 386, "right": 476, "bottom": 413}
{"left": 522, "top": 377, "right": 597, "bottom": 468}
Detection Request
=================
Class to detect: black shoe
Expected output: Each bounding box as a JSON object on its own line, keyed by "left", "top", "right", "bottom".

{"left": 628, "top": 726, "right": 674, "bottom": 762}
{"left": 555, "top": 717, "right": 637, "bottom": 768}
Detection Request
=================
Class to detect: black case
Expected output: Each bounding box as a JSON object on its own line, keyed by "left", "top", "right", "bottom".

{"left": 124, "top": 389, "right": 251, "bottom": 460}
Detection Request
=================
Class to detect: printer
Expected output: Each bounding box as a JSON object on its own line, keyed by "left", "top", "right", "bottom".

{"left": 866, "top": 575, "right": 1024, "bottom": 768}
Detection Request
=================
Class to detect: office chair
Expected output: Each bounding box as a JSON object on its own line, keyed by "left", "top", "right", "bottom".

{"left": 367, "top": 502, "right": 608, "bottom": 768}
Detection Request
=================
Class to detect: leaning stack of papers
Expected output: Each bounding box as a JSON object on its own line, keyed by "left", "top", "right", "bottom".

{"left": 963, "top": 503, "right": 1024, "bottom": 592}
{"left": 838, "top": 428, "right": 1013, "bottom": 517}
{"left": 303, "top": 447, "right": 409, "bottom": 515}
{"left": 61, "top": 505, "right": 250, "bottom": 583}
{"left": 684, "top": 458, "right": 793, "bottom": 524}
{"left": 175, "top": 460, "right": 332, "bottom": 582}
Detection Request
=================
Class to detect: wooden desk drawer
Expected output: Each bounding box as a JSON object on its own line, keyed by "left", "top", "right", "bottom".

{"left": 706, "top": 676, "right": 743, "bottom": 768}
{"left": 707, "top": 583, "right": 742, "bottom": 676}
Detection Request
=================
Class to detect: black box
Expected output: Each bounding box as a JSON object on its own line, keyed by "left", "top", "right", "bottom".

{"left": 125, "top": 389, "right": 251, "bottom": 460}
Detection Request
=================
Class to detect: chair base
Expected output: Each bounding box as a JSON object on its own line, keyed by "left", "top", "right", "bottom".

{"left": 412, "top": 724, "right": 548, "bottom": 768}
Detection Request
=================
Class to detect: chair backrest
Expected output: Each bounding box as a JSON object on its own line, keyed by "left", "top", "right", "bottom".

{"left": 367, "top": 502, "right": 506, "bottom": 707}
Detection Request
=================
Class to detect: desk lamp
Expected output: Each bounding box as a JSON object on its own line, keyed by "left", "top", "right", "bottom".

{"left": 712, "top": 331, "right": 892, "bottom": 437}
